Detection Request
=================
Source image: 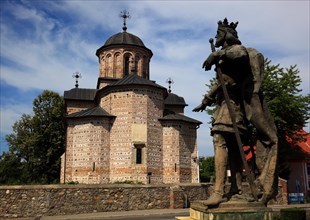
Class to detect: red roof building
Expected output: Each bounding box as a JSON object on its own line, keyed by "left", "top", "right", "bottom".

{"left": 287, "top": 130, "right": 310, "bottom": 198}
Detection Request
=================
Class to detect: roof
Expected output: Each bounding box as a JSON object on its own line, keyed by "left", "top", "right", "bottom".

{"left": 66, "top": 106, "right": 115, "bottom": 119}
{"left": 96, "top": 31, "right": 152, "bottom": 57}
{"left": 95, "top": 74, "right": 168, "bottom": 99}
{"left": 64, "top": 88, "right": 97, "bottom": 101}
{"left": 159, "top": 110, "right": 202, "bottom": 125}
{"left": 104, "top": 32, "right": 145, "bottom": 47}
{"left": 292, "top": 130, "right": 310, "bottom": 156}
{"left": 164, "top": 93, "right": 188, "bottom": 106}
{"left": 244, "top": 130, "right": 310, "bottom": 161}
{"left": 110, "top": 73, "right": 167, "bottom": 90}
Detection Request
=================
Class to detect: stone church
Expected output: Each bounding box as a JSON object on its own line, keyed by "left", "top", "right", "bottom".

{"left": 60, "top": 15, "right": 201, "bottom": 184}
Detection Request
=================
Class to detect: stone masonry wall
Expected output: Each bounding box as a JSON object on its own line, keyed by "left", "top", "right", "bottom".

{"left": 0, "top": 184, "right": 210, "bottom": 218}
{"left": 0, "top": 182, "right": 287, "bottom": 218}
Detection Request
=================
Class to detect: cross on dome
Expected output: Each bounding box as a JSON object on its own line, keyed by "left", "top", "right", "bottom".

{"left": 166, "top": 77, "right": 174, "bottom": 93}
{"left": 119, "top": 10, "right": 131, "bottom": 32}
{"left": 72, "top": 72, "right": 82, "bottom": 88}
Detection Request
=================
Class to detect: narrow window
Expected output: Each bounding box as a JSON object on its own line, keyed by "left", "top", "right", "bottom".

{"left": 136, "top": 148, "right": 142, "bottom": 164}
{"left": 134, "top": 143, "right": 145, "bottom": 164}
{"left": 124, "top": 56, "right": 130, "bottom": 76}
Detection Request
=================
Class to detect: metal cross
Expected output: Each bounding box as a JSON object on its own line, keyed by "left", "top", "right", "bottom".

{"left": 72, "top": 72, "right": 82, "bottom": 88}
{"left": 119, "top": 10, "right": 131, "bottom": 32}
{"left": 166, "top": 77, "right": 174, "bottom": 93}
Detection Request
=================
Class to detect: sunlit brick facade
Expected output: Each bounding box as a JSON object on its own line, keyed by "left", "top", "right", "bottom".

{"left": 60, "top": 26, "right": 201, "bottom": 184}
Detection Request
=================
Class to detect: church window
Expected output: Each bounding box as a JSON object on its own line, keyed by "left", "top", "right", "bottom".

{"left": 134, "top": 143, "right": 145, "bottom": 164}
{"left": 106, "top": 54, "right": 112, "bottom": 77}
{"left": 114, "top": 52, "right": 121, "bottom": 78}
{"left": 124, "top": 54, "right": 130, "bottom": 76}
{"left": 136, "top": 148, "right": 142, "bottom": 164}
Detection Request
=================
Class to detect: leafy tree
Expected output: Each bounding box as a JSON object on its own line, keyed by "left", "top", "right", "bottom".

{"left": 199, "top": 156, "right": 215, "bottom": 182}
{"left": 0, "top": 90, "right": 65, "bottom": 184}
{"left": 261, "top": 60, "right": 310, "bottom": 179}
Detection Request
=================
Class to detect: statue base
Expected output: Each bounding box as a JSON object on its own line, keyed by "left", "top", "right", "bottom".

{"left": 176, "top": 200, "right": 273, "bottom": 220}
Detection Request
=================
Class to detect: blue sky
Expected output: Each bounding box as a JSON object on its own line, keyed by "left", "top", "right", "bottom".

{"left": 0, "top": 0, "right": 309, "bottom": 156}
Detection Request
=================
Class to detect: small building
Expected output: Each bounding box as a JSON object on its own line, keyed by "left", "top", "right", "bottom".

{"left": 287, "top": 130, "right": 310, "bottom": 198}
{"left": 60, "top": 17, "right": 201, "bottom": 184}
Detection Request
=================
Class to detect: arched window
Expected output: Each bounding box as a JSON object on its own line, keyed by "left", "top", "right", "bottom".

{"left": 124, "top": 53, "right": 131, "bottom": 77}
{"left": 143, "top": 56, "right": 148, "bottom": 79}
{"left": 135, "top": 54, "right": 141, "bottom": 76}
{"left": 114, "top": 52, "right": 121, "bottom": 78}
{"left": 106, "top": 54, "right": 112, "bottom": 77}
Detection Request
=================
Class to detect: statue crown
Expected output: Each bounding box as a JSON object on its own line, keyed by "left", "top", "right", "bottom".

{"left": 218, "top": 18, "right": 238, "bottom": 32}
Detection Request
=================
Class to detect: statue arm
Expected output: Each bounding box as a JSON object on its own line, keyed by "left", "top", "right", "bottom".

{"left": 192, "top": 82, "right": 219, "bottom": 112}
{"left": 202, "top": 50, "right": 225, "bottom": 71}
{"left": 250, "top": 52, "right": 264, "bottom": 93}
{"left": 245, "top": 48, "right": 265, "bottom": 93}
{"left": 224, "top": 45, "right": 249, "bottom": 62}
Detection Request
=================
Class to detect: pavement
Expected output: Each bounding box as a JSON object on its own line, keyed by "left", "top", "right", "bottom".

{"left": 6, "top": 204, "right": 310, "bottom": 220}
{"left": 5, "top": 209, "right": 190, "bottom": 220}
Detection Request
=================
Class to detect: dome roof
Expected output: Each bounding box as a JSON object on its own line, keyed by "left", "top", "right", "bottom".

{"left": 164, "top": 93, "right": 188, "bottom": 106}
{"left": 96, "top": 31, "right": 152, "bottom": 57}
{"left": 104, "top": 32, "right": 145, "bottom": 47}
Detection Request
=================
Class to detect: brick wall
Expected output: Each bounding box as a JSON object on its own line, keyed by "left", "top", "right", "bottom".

{"left": 99, "top": 87, "right": 165, "bottom": 184}
{"left": 61, "top": 118, "right": 111, "bottom": 184}
{"left": 97, "top": 46, "right": 151, "bottom": 83}
{"left": 162, "top": 122, "right": 199, "bottom": 184}
{"left": 146, "top": 88, "right": 165, "bottom": 183}
{"left": 162, "top": 123, "right": 181, "bottom": 183}
{"left": 66, "top": 100, "right": 95, "bottom": 115}
{"left": 179, "top": 123, "right": 199, "bottom": 183}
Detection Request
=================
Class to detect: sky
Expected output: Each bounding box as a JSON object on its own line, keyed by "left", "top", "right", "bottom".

{"left": 0, "top": 0, "right": 309, "bottom": 156}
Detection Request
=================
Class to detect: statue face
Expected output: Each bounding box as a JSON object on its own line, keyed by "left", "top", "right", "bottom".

{"left": 215, "top": 29, "right": 225, "bottom": 48}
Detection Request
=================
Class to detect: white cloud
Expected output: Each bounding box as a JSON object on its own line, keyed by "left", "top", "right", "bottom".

{"left": 0, "top": 0, "right": 309, "bottom": 156}
{"left": 0, "top": 103, "right": 33, "bottom": 134}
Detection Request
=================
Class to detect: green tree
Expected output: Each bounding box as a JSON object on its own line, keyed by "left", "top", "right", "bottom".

{"left": 199, "top": 156, "right": 215, "bottom": 182}
{"left": 0, "top": 90, "right": 65, "bottom": 184}
{"left": 262, "top": 60, "right": 310, "bottom": 179}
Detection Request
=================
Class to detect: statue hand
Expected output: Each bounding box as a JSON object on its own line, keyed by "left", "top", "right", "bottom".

{"left": 202, "top": 59, "right": 212, "bottom": 71}
{"left": 202, "top": 52, "right": 217, "bottom": 71}
{"left": 192, "top": 103, "right": 207, "bottom": 112}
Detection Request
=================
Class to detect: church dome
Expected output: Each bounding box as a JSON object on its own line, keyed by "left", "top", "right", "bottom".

{"left": 104, "top": 32, "right": 145, "bottom": 47}
{"left": 95, "top": 31, "right": 152, "bottom": 57}
{"left": 164, "top": 93, "right": 188, "bottom": 106}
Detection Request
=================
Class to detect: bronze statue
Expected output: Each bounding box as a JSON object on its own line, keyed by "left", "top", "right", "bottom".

{"left": 193, "top": 18, "right": 278, "bottom": 206}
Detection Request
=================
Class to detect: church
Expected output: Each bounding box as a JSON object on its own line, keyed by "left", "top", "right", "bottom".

{"left": 60, "top": 12, "right": 201, "bottom": 184}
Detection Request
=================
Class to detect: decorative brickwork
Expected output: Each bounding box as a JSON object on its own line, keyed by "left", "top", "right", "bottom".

{"left": 61, "top": 28, "right": 201, "bottom": 185}
{"left": 61, "top": 118, "right": 111, "bottom": 184}
{"left": 162, "top": 122, "right": 199, "bottom": 184}
{"left": 66, "top": 100, "right": 95, "bottom": 115}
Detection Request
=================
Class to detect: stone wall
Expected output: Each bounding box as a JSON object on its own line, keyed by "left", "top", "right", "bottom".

{"left": 0, "top": 182, "right": 287, "bottom": 218}
{"left": 0, "top": 184, "right": 210, "bottom": 218}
